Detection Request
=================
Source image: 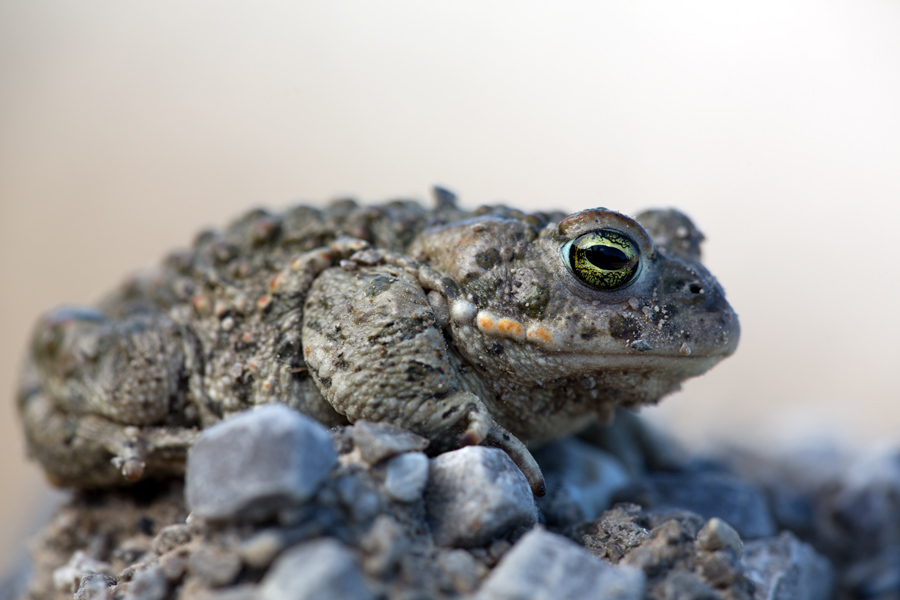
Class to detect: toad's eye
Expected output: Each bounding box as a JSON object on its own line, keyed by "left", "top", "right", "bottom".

{"left": 562, "top": 229, "right": 640, "bottom": 291}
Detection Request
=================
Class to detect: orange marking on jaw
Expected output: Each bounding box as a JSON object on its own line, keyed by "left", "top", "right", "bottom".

{"left": 497, "top": 318, "right": 524, "bottom": 337}
{"left": 477, "top": 313, "right": 496, "bottom": 331}
{"left": 527, "top": 325, "right": 555, "bottom": 345}
{"left": 477, "top": 311, "right": 525, "bottom": 340}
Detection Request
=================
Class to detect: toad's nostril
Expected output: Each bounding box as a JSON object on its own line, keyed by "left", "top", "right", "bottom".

{"left": 689, "top": 283, "right": 703, "bottom": 294}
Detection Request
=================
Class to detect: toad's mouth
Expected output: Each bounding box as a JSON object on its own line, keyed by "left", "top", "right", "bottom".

{"left": 558, "top": 351, "right": 730, "bottom": 378}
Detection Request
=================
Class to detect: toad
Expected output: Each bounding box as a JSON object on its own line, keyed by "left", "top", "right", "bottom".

{"left": 18, "top": 188, "right": 738, "bottom": 495}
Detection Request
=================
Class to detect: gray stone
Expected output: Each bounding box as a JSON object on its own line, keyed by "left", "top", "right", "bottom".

{"left": 74, "top": 574, "right": 116, "bottom": 600}
{"left": 435, "top": 549, "right": 480, "bottom": 594}
{"left": 187, "top": 546, "right": 242, "bottom": 588}
{"left": 359, "top": 515, "right": 409, "bottom": 578}
{"left": 742, "top": 532, "right": 833, "bottom": 600}
{"left": 697, "top": 517, "right": 743, "bottom": 558}
{"left": 425, "top": 446, "right": 537, "bottom": 547}
{"left": 384, "top": 452, "right": 429, "bottom": 502}
{"left": 185, "top": 404, "right": 337, "bottom": 521}
{"left": 656, "top": 571, "right": 719, "bottom": 600}
{"left": 350, "top": 420, "right": 429, "bottom": 465}
{"left": 822, "top": 443, "right": 900, "bottom": 557}
{"left": 578, "top": 409, "right": 687, "bottom": 476}
{"left": 157, "top": 552, "right": 188, "bottom": 583}
{"left": 843, "top": 547, "right": 900, "bottom": 600}
{"left": 238, "top": 530, "right": 285, "bottom": 570}
{"left": 188, "top": 584, "right": 258, "bottom": 600}
{"left": 333, "top": 472, "right": 382, "bottom": 522}
{"left": 122, "top": 565, "right": 167, "bottom": 600}
{"left": 151, "top": 524, "right": 191, "bottom": 555}
{"left": 52, "top": 551, "right": 114, "bottom": 594}
{"left": 258, "top": 538, "right": 374, "bottom": 600}
{"left": 534, "top": 438, "right": 631, "bottom": 525}
{"left": 476, "top": 527, "right": 645, "bottom": 600}
{"left": 617, "top": 471, "right": 777, "bottom": 539}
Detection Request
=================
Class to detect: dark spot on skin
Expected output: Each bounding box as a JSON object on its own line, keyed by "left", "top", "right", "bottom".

{"left": 441, "top": 405, "right": 459, "bottom": 419}
{"left": 440, "top": 277, "right": 462, "bottom": 300}
{"left": 516, "top": 284, "right": 550, "bottom": 319}
{"left": 608, "top": 314, "right": 641, "bottom": 340}
{"left": 580, "top": 327, "right": 598, "bottom": 340}
{"left": 406, "top": 360, "right": 439, "bottom": 382}
{"left": 486, "top": 342, "right": 505, "bottom": 355}
{"left": 364, "top": 275, "right": 398, "bottom": 298}
{"left": 320, "top": 377, "right": 332, "bottom": 389}
{"left": 304, "top": 318, "right": 323, "bottom": 334}
{"left": 475, "top": 248, "right": 501, "bottom": 270}
{"left": 334, "top": 357, "right": 348, "bottom": 370}
{"left": 275, "top": 337, "right": 297, "bottom": 361}
{"left": 466, "top": 277, "right": 503, "bottom": 307}
{"left": 233, "top": 377, "right": 251, "bottom": 403}
{"left": 368, "top": 318, "right": 428, "bottom": 344}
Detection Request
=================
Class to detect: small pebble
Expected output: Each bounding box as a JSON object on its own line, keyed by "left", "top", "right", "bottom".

{"left": 697, "top": 517, "right": 743, "bottom": 557}
{"left": 152, "top": 524, "right": 191, "bottom": 555}
{"left": 425, "top": 446, "right": 537, "bottom": 548}
{"left": 187, "top": 546, "right": 242, "bottom": 588}
{"left": 186, "top": 404, "right": 337, "bottom": 521}
{"left": 350, "top": 421, "right": 429, "bottom": 465}
{"left": 742, "top": 531, "right": 833, "bottom": 600}
{"left": 74, "top": 574, "right": 116, "bottom": 600}
{"left": 384, "top": 452, "right": 429, "bottom": 502}
{"left": 122, "top": 566, "right": 167, "bottom": 600}
{"left": 477, "top": 527, "right": 645, "bottom": 600}
{"left": 259, "top": 539, "right": 374, "bottom": 600}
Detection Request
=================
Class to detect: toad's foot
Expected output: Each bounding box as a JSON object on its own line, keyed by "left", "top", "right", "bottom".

{"left": 19, "top": 388, "right": 198, "bottom": 488}
{"left": 483, "top": 423, "right": 545, "bottom": 497}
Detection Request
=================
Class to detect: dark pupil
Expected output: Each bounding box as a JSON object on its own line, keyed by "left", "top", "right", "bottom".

{"left": 584, "top": 245, "right": 630, "bottom": 270}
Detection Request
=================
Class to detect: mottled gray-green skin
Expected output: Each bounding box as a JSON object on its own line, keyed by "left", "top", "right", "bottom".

{"left": 18, "top": 190, "right": 739, "bottom": 493}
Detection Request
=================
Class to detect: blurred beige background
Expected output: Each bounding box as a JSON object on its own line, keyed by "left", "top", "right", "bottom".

{"left": 2, "top": 0, "right": 899, "bottom": 573}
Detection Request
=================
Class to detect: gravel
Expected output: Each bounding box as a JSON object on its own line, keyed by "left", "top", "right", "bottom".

{"left": 13, "top": 407, "right": 896, "bottom": 600}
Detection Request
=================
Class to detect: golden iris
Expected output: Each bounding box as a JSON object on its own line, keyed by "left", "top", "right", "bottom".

{"left": 564, "top": 229, "right": 640, "bottom": 290}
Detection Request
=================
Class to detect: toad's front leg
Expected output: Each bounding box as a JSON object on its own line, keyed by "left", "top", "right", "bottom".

{"left": 301, "top": 265, "right": 545, "bottom": 495}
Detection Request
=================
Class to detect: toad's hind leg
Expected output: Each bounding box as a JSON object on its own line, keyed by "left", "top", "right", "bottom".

{"left": 20, "top": 307, "right": 197, "bottom": 487}
{"left": 301, "top": 265, "right": 545, "bottom": 495}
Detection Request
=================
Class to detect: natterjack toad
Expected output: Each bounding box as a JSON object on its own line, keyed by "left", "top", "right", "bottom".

{"left": 17, "top": 188, "right": 739, "bottom": 494}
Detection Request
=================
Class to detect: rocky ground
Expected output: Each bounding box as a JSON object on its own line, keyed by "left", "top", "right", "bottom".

{"left": 4, "top": 404, "right": 899, "bottom": 600}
